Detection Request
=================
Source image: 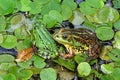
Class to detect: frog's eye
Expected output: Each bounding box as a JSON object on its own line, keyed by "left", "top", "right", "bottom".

{"left": 62, "top": 35, "right": 67, "bottom": 39}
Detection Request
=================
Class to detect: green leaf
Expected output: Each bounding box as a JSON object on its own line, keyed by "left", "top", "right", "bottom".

{"left": 17, "top": 60, "right": 32, "bottom": 69}
{"left": 43, "top": 15, "right": 56, "bottom": 28}
{"left": 20, "top": 0, "right": 31, "bottom": 11}
{"left": 10, "top": 13, "right": 23, "bottom": 25}
{"left": 108, "top": 48, "right": 120, "bottom": 61}
{"left": 74, "top": 55, "right": 87, "bottom": 64}
{"left": 38, "top": 0, "right": 50, "bottom": 4}
{"left": 8, "top": 66, "right": 19, "bottom": 78}
{"left": 61, "top": 4, "right": 72, "bottom": 20}
{"left": 0, "top": 34, "right": 3, "bottom": 44}
{"left": 41, "top": 0, "right": 61, "bottom": 15}
{"left": 33, "top": 55, "right": 46, "bottom": 68}
{"left": 96, "top": 6, "right": 119, "bottom": 23}
{"left": 100, "top": 45, "right": 112, "bottom": 60}
{"left": 43, "top": 10, "right": 62, "bottom": 27}
{"left": 0, "top": 16, "right": 6, "bottom": 31}
{"left": 114, "top": 19, "right": 120, "bottom": 30}
{"left": 113, "top": 31, "right": 120, "bottom": 49}
{"left": 54, "top": 58, "right": 75, "bottom": 71}
{"left": 0, "top": 63, "right": 16, "bottom": 71}
{"left": 70, "top": 10, "right": 85, "bottom": 26}
{"left": 16, "top": 38, "right": 31, "bottom": 51}
{"left": 113, "top": 0, "right": 120, "bottom": 9}
{"left": 14, "top": 25, "right": 29, "bottom": 39}
{"left": 77, "top": 62, "right": 91, "bottom": 77}
{"left": 49, "top": 10, "right": 62, "bottom": 23}
{"left": 95, "top": 27, "right": 114, "bottom": 41}
{"left": 0, "top": 35, "right": 17, "bottom": 49}
{"left": 101, "top": 64, "right": 113, "bottom": 74}
{"left": 62, "top": 0, "right": 77, "bottom": 10}
{"left": 100, "top": 75, "right": 114, "bottom": 80}
{"left": 111, "top": 68, "right": 120, "bottom": 80}
{"left": 4, "top": 73, "right": 16, "bottom": 80}
{"left": 0, "top": 54, "right": 15, "bottom": 63}
{"left": 19, "top": 70, "right": 33, "bottom": 80}
{"left": 40, "top": 68, "right": 57, "bottom": 80}
{"left": 0, "top": 76, "right": 3, "bottom": 80}
{"left": 0, "top": 0, "right": 15, "bottom": 15}
{"left": 29, "top": 0, "right": 42, "bottom": 14}
{"left": 79, "top": 2, "right": 97, "bottom": 15}
{"left": 86, "top": 0, "right": 104, "bottom": 9}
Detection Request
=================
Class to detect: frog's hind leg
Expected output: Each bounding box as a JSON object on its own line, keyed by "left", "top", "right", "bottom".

{"left": 61, "top": 46, "right": 74, "bottom": 58}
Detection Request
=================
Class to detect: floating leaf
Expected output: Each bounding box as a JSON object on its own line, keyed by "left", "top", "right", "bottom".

{"left": 49, "top": 10, "right": 62, "bottom": 23}
{"left": 62, "top": 0, "right": 77, "bottom": 10}
{"left": 20, "top": 0, "right": 31, "bottom": 11}
{"left": 0, "top": 0, "right": 15, "bottom": 15}
{"left": 114, "top": 19, "right": 120, "bottom": 30}
{"left": 18, "top": 70, "right": 33, "bottom": 80}
{"left": 113, "top": 31, "right": 120, "bottom": 49}
{"left": 111, "top": 68, "right": 120, "bottom": 80}
{"left": 100, "top": 45, "right": 112, "bottom": 60}
{"left": 17, "top": 60, "right": 32, "bottom": 68}
{"left": 95, "top": 6, "right": 119, "bottom": 23}
{"left": 108, "top": 48, "right": 120, "bottom": 62}
{"left": 61, "top": 4, "right": 72, "bottom": 20}
{"left": 41, "top": 0, "right": 61, "bottom": 15}
{"left": 95, "top": 27, "right": 114, "bottom": 41}
{"left": 10, "top": 13, "right": 23, "bottom": 25}
{"left": 70, "top": 10, "right": 85, "bottom": 26}
{"left": 29, "top": 0, "right": 42, "bottom": 14}
{"left": 0, "top": 34, "right": 3, "bottom": 44}
{"left": 0, "top": 54, "right": 15, "bottom": 63}
{"left": 77, "top": 62, "right": 91, "bottom": 76}
{"left": 86, "top": 0, "right": 104, "bottom": 9}
{"left": 16, "top": 38, "right": 32, "bottom": 51}
{"left": 40, "top": 68, "right": 57, "bottom": 80}
{"left": 14, "top": 25, "right": 29, "bottom": 39}
{"left": 0, "top": 35, "right": 17, "bottom": 49}
{"left": 8, "top": 66, "right": 19, "bottom": 78}
{"left": 0, "top": 63, "right": 16, "bottom": 71}
{"left": 0, "top": 16, "right": 6, "bottom": 31}
{"left": 4, "top": 73, "right": 16, "bottom": 80}
{"left": 112, "top": 0, "right": 120, "bottom": 9}
{"left": 79, "top": 2, "right": 97, "bottom": 15}
{"left": 33, "top": 55, "right": 46, "bottom": 68}
{"left": 101, "top": 64, "right": 113, "bottom": 74}
{"left": 54, "top": 58, "right": 75, "bottom": 71}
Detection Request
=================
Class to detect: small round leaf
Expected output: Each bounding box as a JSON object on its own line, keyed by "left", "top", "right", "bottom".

{"left": 101, "top": 64, "right": 113, "bottom": 74}
{"left": 4, "top": 73, "right": 16, "bottom": 80}
{"left": 1, "top": 35, "right": 17, "bottom": 49}
{"left": 95, "top": 27, "right": 114, "bottom": 41}
{"left": 77, "top": 62, "right": 91, "bottom": 76}
{"left": 40, "top": 68, "right": 57, "bottom": 80}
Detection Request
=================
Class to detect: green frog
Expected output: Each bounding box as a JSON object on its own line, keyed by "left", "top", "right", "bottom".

{"left": 53, "top": 28, "right": 101, "bottom": 59}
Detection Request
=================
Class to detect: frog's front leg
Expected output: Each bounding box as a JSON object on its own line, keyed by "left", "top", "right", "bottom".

{"left": 61, "top": 45, "right": 74, "bottom": 58}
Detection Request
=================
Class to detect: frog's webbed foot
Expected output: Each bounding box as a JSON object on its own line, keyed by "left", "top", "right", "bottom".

{"left": 61, "top": 46, "right": 74, "bottom": 58}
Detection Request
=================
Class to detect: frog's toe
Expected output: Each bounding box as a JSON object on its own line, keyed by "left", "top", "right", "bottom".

{"left": 60, "top": 53, "right": 74, "bottom": 58}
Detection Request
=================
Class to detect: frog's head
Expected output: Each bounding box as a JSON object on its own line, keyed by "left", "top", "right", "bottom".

{"left": 53, "top": 29, "right": 72, "bottom": 45}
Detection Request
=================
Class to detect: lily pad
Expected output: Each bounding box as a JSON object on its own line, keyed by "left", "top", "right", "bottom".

{"left": 40, "top": 68, "right": 57, "bottom": 80}
{"left": 95, "top": 27, "right": 114, "bottom": 41}
{"left": 77, "top": 62, "right": 91, "bottom": 77}
{"left": 0, "top": 35, "right": 17, "bottom": 49}
{"left": 0, "top": 54, "right": 15, "bottom": 63}
{"left": 101, "top": 64, "right": 113, "bottom": 74}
